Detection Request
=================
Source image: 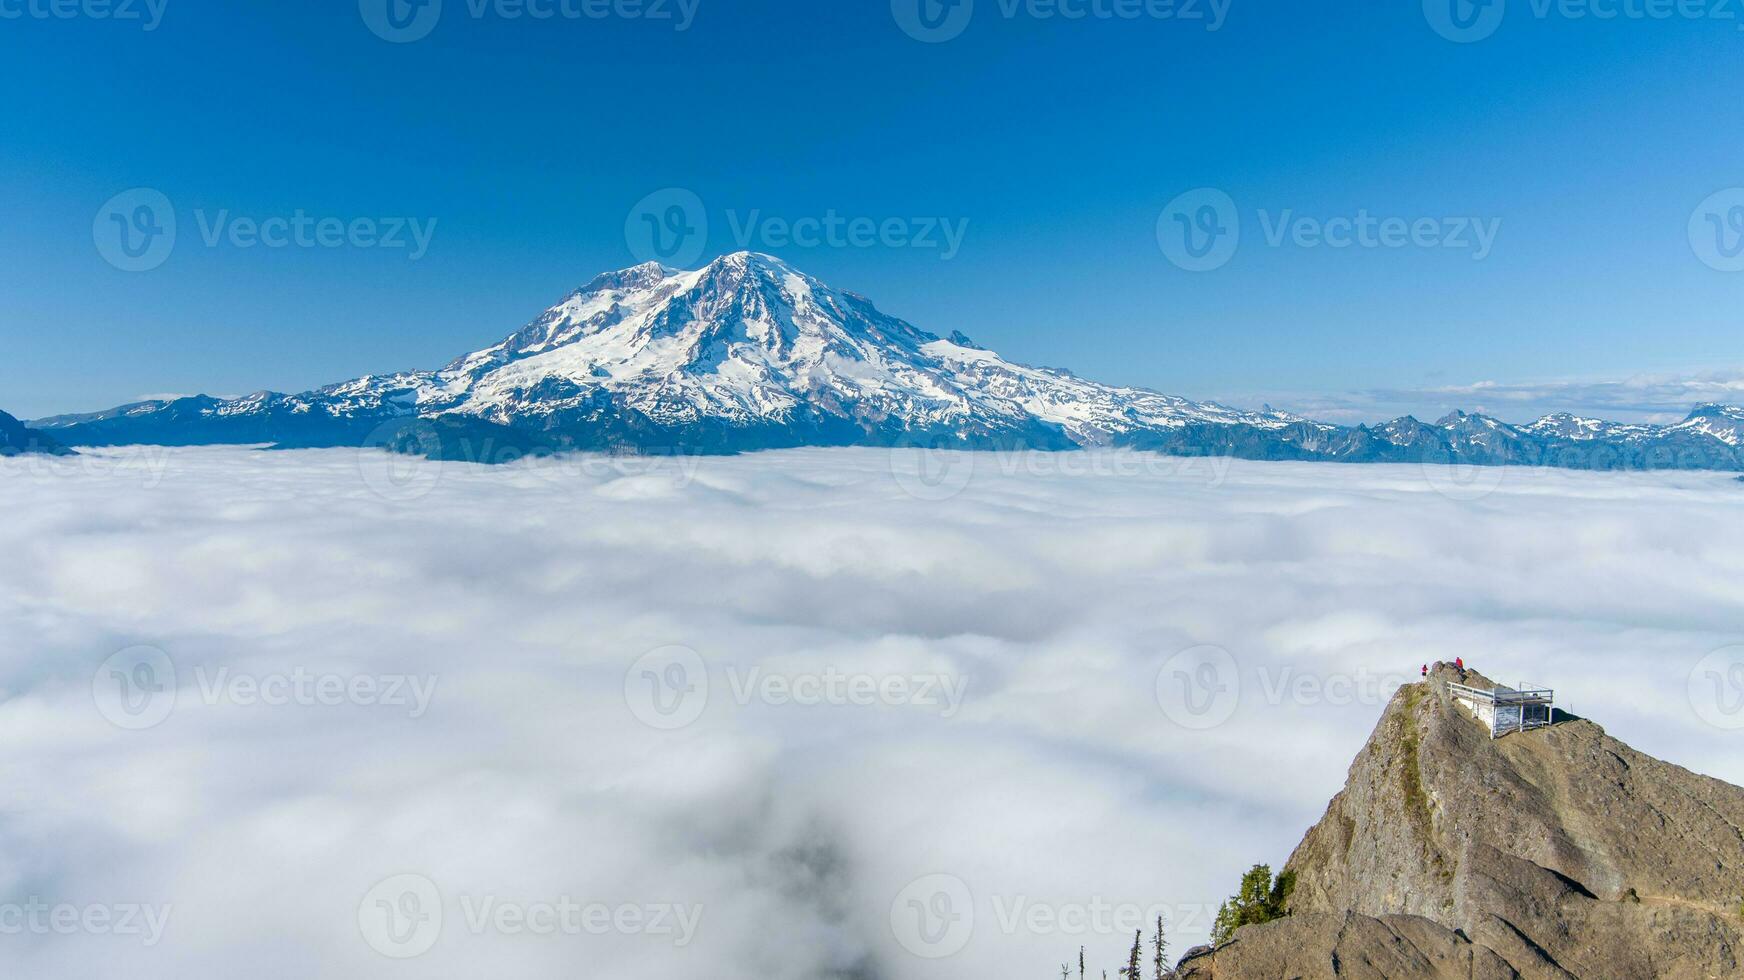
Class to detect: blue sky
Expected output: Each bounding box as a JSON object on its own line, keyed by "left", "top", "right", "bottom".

{"left": 2, "top": 0, "right": 1741, "bottom": 422}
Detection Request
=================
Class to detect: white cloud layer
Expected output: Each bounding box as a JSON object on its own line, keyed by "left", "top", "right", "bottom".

{"left": 3, "top": 447, "right": 1744, "bottom": 977}
{"left": 1249, "top": 367, "right": 1744, "bottom": 425}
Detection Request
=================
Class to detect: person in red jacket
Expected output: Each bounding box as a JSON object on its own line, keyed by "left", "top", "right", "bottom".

{"left": 1455, "top": 657, "right": 1465, "bottom": 670}
{"left": 1421, "top": 664, "right": 1428, "bottom": 678}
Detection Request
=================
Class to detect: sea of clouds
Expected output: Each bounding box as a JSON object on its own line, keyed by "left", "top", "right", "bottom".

{"left": 3, "top": 445, "right": 1743, "bottom": 978}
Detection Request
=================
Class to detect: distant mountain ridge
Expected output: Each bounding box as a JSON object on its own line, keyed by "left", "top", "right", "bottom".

{"left": 24, "top": 252, "right": 1744, "bottom": 469}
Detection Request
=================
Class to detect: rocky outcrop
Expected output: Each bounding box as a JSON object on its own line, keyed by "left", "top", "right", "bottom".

{"left": 0, "top": 409, "right": 69, "bottom": 456}
{"left": 1176, "top": 911, "right": 1540, "bottom": 979}
{"left": 1179, "top": 665, "right": 1744, "bottom": 979}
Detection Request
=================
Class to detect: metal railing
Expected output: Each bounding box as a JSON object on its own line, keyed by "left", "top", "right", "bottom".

{"left": 1447, "top": 682, "right": 1555, "bottom": 738}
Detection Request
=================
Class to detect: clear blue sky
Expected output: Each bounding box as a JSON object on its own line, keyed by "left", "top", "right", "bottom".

{"left": 3, "top": 0, "right": 1742, "bottom": 422}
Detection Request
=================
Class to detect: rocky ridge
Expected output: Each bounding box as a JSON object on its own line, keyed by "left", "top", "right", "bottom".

{"left": 1177, "top": 665, "right": 1744, "bottom": 979}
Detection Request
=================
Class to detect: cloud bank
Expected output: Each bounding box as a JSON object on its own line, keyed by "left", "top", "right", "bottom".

{"left": 1248, "top": 367, "right": 1744, "bottom": 426}
{"left": 3, "top": 447, "right": 1743, "bottom": 977}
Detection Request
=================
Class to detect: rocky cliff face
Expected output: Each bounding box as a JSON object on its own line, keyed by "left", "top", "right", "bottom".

{"left": 1178, "top": 665, "right": 1744, "bottom": 979}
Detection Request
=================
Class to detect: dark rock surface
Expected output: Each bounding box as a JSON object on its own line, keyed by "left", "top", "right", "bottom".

{"left": 0, "top": 409, "right": 70, "bottom": 456}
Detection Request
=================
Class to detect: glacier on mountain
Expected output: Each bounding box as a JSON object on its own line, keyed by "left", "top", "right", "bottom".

{"left": 27, "top": 252, "right": 1744, "bottom": 471}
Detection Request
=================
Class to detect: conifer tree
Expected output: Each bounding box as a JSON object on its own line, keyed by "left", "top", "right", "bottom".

{"left": 1120, "top": 929, "right": 1143, "bottom": 979}
{"left": 1212, "top": 864, "right": 1296, "bottom": 945}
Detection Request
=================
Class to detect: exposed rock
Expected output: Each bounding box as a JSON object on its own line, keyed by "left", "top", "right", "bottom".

{"left": 1181, "top": 664, "right": 1744, "bottom": 979}
{"left": 0, "top": 409, "right": 70, "bottom": 456}
{"left": 1176, "top": 911, "right": 1539, "bottom": 979}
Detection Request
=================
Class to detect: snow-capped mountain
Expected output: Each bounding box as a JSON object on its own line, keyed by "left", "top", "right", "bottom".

{"left": 342, "top": 251, "right": 1307, "bottom": 445}
{"left": 25, "top": 252, "right": 1744, "bottom": 471}
{"left": 32, "top": 252, "right": 1304, "bottom": 453}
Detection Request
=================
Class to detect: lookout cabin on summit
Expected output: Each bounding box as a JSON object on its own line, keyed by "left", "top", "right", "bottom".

{"left": 1449, "top": 681, "right": 1556, "bottom": 738}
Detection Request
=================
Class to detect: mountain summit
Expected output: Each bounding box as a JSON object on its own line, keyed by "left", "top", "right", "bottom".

{"left": 25, "top": 254, "right": 1744, "bottom": 470}
{"left": 1177, "top": 664, "right": 1744, "bottom": 979}
{"left": 31, "top": 252, "right": 1298, "bottom": 455}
